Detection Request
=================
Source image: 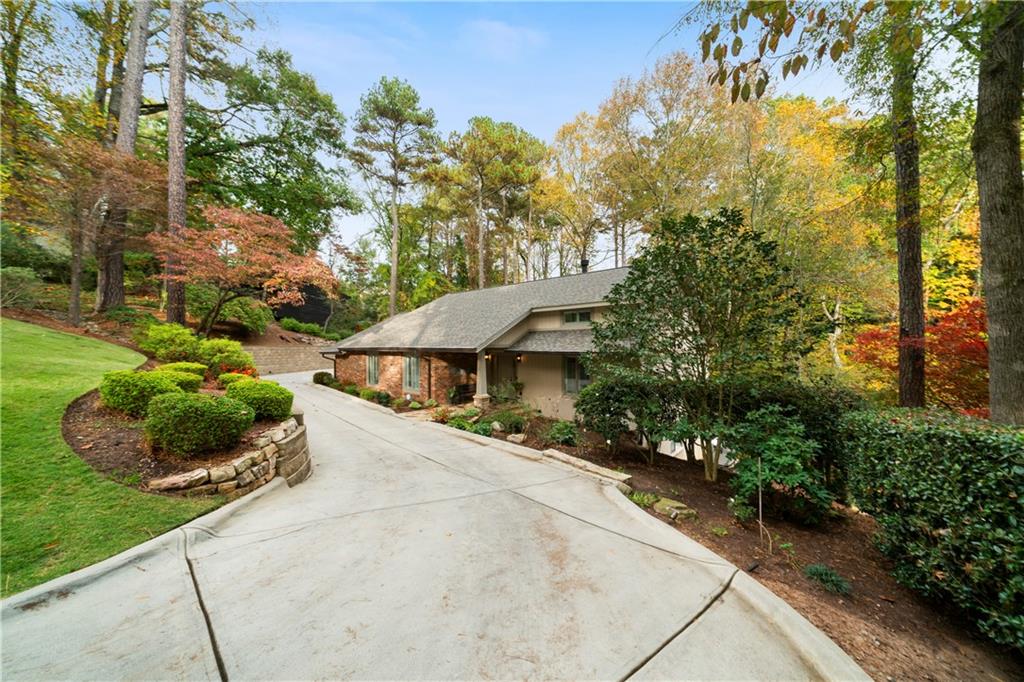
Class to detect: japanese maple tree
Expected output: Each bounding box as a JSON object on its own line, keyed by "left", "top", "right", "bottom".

{"left": 150, "top": 206, "right": 337, "bottom": 336}
{"left": 853, "top": 299, "right": 989, "bottom": 416}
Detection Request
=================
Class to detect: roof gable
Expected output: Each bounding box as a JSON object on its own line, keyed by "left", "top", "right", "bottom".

{"left": 334, "top": 267, "right": 628, "bottom": 353}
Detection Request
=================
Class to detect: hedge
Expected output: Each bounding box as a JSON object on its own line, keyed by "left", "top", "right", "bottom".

{"left": 197, "top": 338, "right": 255, "bottom": 375}
{"left": 158, "top": 361, "right": 208, "bottom": 377}
{"left": 149, "top": 369, "right": 202, "bottom": 392}
{"left": 218, "top": 372, "right": 254, "bottom": 387}
{"left": 135, "top": 323, "right": 200, "bottom": 362}
{"left": 843, "top": 409, "right": 1024, "bottom": 649}
{"left": 99, "top": 370, "right": 183, "bottom": 417}
{"left": 225, "top": 380, "right": 294, "bottom": 421}
{"left": 145, "top": 393, "right": 254, "bottom": 456}
{"left": 312, "top": 371, "right": 334, "bottom": 386}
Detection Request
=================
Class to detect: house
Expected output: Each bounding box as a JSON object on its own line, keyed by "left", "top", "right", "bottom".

{"left": 326, "top": 267, "right": 628, "bottom": 419}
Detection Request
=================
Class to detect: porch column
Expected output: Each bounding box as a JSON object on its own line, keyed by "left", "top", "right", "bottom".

{"left": 473, "top": 350, "right": 490, "bottom": 407}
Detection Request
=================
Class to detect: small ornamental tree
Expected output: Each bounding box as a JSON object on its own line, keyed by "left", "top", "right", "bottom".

{"left": 590, "top": 208, "right": 804, "bottom": 481}
{"left": 852, "top": 298, "right": 989, "bottom": 416}
{"left": 149, "top": 206, "right": 338, "bottom": 336}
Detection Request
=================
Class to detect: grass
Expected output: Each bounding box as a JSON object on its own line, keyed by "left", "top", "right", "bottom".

{"left": 804, "top": 563, "right": 852, "bottom": 595}
{"left": 627, "top": 490, "right": 659, "bottom": 508}
{"left": 0, "top": 318, "right": 221, "bottom": 597}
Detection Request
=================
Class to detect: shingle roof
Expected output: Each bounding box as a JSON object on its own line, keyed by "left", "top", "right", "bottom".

{"left": 504, "top": 329, "right": 594, "bottom": 354}
{"left": 332, "top": 267, "right": 628, "bottom": 353}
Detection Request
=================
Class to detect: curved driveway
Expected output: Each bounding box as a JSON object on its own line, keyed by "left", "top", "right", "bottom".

{"left": 2, "top": 372, "right": 867, "bottom": 680}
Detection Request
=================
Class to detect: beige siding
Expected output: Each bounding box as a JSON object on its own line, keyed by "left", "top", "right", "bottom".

{"left": 490, "top": 306, "right": 607, "bottom": 348}
{"left": 517, "top": 353, "right": 577, "bottom": 420}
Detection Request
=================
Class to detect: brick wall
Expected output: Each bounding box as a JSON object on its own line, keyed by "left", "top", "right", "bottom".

{"left": 333, "top": 352, "right": 475, "bottom": 403}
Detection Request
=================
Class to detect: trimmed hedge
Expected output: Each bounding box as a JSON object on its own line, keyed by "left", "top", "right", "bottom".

{"left": 149, "top": 369, "right": 202, "bottom": 392}
{"left": 158, "top": 361, "right": 207, "bottom": 377}
{"left": 136, "top": 323, "right": 200, "bottom": 362}
{"left": 218, "top": 372, "right": 254, "bottom": 387}
{"left": 225, "top": 380, "right": 294, "bottom": 421}
{"left": 99, "top": 370, "right": 183, "bottom": 417}
{"left": 843, "top": 409, "right": 1024, "bottom": 649}
{"left": 197, "top": 338, "right": 255, "bottom": 375}
{"left": 312, "top": 371, "right": 334, "bottom": 386}
{"left": 145, "top": 393, "right": 254, "bottom": 456}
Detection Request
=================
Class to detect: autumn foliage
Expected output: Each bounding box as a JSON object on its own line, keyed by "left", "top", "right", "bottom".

{"left": 852, "top": 299, "right": 989, "bottom": 416}
{"left": 149, "top": 206, "right": 337, "bottom": 335}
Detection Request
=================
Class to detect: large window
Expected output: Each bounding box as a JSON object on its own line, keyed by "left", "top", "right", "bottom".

{"left": 366, "top": 353, "right": 379, "bottom": 386}
{"left": 402, "top": 354, "right": 420, "bottom": 393}
{"left": 563, "top": 356, "right": 591, "bottom": 394}
{"left": 563, "top": 309, "right": 592, "bottom": 324}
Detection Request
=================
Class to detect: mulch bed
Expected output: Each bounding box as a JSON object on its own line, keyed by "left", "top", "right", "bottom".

{"left": 557, "top": 438, "right": 1023, "bottom": 681}
{"left": 62, "top": 389, "right": 277, "bottom": 493}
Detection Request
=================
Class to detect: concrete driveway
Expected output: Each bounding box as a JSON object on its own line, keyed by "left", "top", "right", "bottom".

{"left": 2, "top": 372, "right": 867, "bottom": 681}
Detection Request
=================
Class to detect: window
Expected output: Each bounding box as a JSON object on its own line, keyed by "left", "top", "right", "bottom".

{"left": 402, "top": 354, "right": 420, "bottom": 393}
{"left": 366, "top": 353, "right": 379, "bottom": 386}
{"left": 563, "top": 356, "right": 591, "bottom": 394}
{"left": 563, "top": 309, "right": 592, "bottom": 324}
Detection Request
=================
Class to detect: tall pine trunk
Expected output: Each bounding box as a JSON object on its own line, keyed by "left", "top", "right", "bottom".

{"left": 973, "top": 5, "right": 1024, "bottom": 425}
{"left": 890, "top": 20, "right": 926, "bottom": 408}
{"left": 164, "top": 0, "right": 187, "bottom": 324}
{"left": 476, "top": 175, "right": 486, "bottom": 289}
{"left": 388, "top": 176, "right": 399, "bottom": 317}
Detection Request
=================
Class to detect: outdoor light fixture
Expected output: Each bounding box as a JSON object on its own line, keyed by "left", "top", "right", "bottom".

{"left": 515, "top": 354, "right": 522, "bottom": 362}
{"left": 485, "top": 353, "right": 492, "bottom": 360}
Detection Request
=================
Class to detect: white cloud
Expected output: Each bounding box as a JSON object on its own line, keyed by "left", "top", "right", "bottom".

{"left": 457, "top": 19, "right": 546, "bottom": 62}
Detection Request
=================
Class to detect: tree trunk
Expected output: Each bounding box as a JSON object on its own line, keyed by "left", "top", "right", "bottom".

{"left": 92, "top": 0, "right": 115, "bottom": 120}
{"left": 891, "top": 23, "right": 926, "bottom": 408}
{"left": 476, "top": 175, "right": 486, "bottom": 289}
{"left": 388, "top": 177, "right": 400, "bottom": 317}
{"left": 973, "top": 4, "right": 1024, "bottom": 425}
{"left": 69, "top": 215, "right": 84, "bottom": 327}
{"left": 164, "top": 0, "right": 187, "bottom": 325}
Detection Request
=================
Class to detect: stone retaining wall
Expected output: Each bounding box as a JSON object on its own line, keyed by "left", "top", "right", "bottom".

{"left": 147, "top": 412, "right": 312, "bottom": 500}
{"left": 244, "top": 345, "right": 333, "bottom": 375}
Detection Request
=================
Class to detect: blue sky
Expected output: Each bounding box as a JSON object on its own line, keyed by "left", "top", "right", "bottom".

{"left": 238, "top": 2, "right": 847, "bottom": 247}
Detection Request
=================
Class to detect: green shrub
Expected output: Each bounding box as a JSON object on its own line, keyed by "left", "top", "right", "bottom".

{"left": 627, "top": 490, "right": 659, "bottom": 508}
{"left": 218, "top": 372, "right": 254, "bottom": 387}
{"left": 225, "top": 380, "right": 294, "bottom": 421}
{"left": 546, "top": 420, "right": 579, "bottom": 446}
{"left": 489, "top": 379, "right": 522, "bottom": 404}
{"left": 424, "top": 398, "right": 438, "bottom": 408}
{"left": 279, "top": 317, "right": 325, "bottom": 336}
{"left": 471, "top": 421, "right": 493, "bottom": 437}
{"left": 312, "top": 371, "right": 334, "bottom": 385}
{"left": 358, "top": 387, "right": 377, "bottom": 401}
{"left": 135, "top": 323, "right": 200, "bottom": 362}
{"left": 391, "top": 397, "right": 407, "bottom": 408}
{"left": 724, "top": 405, "right": 833, "bottom": 525}
{"left": 575, "top": 381, "right": 632, "bottom": 452}
{"left": 843, "top": 409, "right": 1024, "bottom": 649}
{"left": 104, "top": 305, "right": 158, "bottom": 327}
{"left": 158, "top": 361, "right": 208, "bottom": 377}
{"left": 145, "top": 393, "right": 254, "bottom": 456}
{"left": 149, "top": 369, "right": 202, "bottom": 392}
{"left": 0, "top": 267, "right": 42, "bottom": 308}
{"left": 357, "top": 387, "right": 391, "bottom": 404}
{"left": 447, "top": 416, "right": 473, "bottom": 431}
{"left": 343, "top": 384, "right": 358, "bottom": 396}
{"left": 481, "top": 408, "right": 527, "bottom": 434}
{"left": 408, "top": 401, "right": 422, "bottom": 409}
{"left": 197, "top": 338, "right": 255, "bottom": 375}
{"left": 431, "top": 406, "right": 453, "bottom": 423}
{"left": 804, "top": 564, "right": 851, "bottom": 596}
{"left": 99, "top": 370, "right": 183, "bottom": 417}
{"left": 461, "top": 406, "right": 481, "bottom": 418}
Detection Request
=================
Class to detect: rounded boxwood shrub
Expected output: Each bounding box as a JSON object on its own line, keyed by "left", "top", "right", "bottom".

{"left": 135, "top": 323, "right": 200, "bottom": 362}
{"left": 225, "top": 380, "right": 294, "bottom": 421}
{"left": 197, "top": 338, "right": 255, "bottom": 375}
{"left": 145, "top": 393, "right": 254, "bottom": 456}
{"left": 158, "top": 361, "right": 207, "bottom": 377}
{"left": 99, "top": 370, "right": 183, "bottom": 417}
{"left": 149, "top": 369, "right": 202, "bottom": 392}
{"left": 312, "top": 371, "right": 334, "bottom": 385}
{"left": 843, "top": 409, "right": 1024, "bottom": 648}
{"left": 218, "top": 372, "right": 254, "bottom": 387}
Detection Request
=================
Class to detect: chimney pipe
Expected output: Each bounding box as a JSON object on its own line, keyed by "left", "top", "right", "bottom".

{"left": 581, "top": 258, "right": 589, "bottom": 273}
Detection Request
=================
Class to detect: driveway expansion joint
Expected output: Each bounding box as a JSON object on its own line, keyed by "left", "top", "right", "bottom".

{"left": 181, "top": 529, "right": 229, "bottom": 682}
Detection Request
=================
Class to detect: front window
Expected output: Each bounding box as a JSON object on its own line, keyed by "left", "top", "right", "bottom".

{"left": 563, "top": 309, "right": 592, "bottom": 324}
{"left": 366, "top": 353, "right": 379, "bottom": 385}
{"left": 402, "top": 354, "right": 420, "bottom": 393}
{"left": 563, "top": 356, "right": 591, "bottom": 394}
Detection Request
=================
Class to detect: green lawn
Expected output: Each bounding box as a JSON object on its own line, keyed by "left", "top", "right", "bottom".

{"left": 0, "top": 318, "right": 221, "bottom": 596}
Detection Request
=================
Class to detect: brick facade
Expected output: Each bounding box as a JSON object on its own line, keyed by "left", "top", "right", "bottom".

{"left": 333, "top": 352, "right": 476, "bottom": 404}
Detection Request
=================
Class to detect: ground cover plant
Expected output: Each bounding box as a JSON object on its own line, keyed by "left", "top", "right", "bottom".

{"left": 0, "top": 319, "right": 219, "bottom": 596}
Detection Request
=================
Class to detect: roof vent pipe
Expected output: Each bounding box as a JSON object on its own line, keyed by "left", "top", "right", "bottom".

{"left": 580, "top": 258, "right": 589, "bottom": 273}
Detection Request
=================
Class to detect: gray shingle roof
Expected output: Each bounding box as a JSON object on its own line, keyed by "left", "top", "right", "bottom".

{"left": 504, "top": 329, "right": 594, "bottom": 354}
{"left": 333, "top": 267, "right": 627, "bottom": 353}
